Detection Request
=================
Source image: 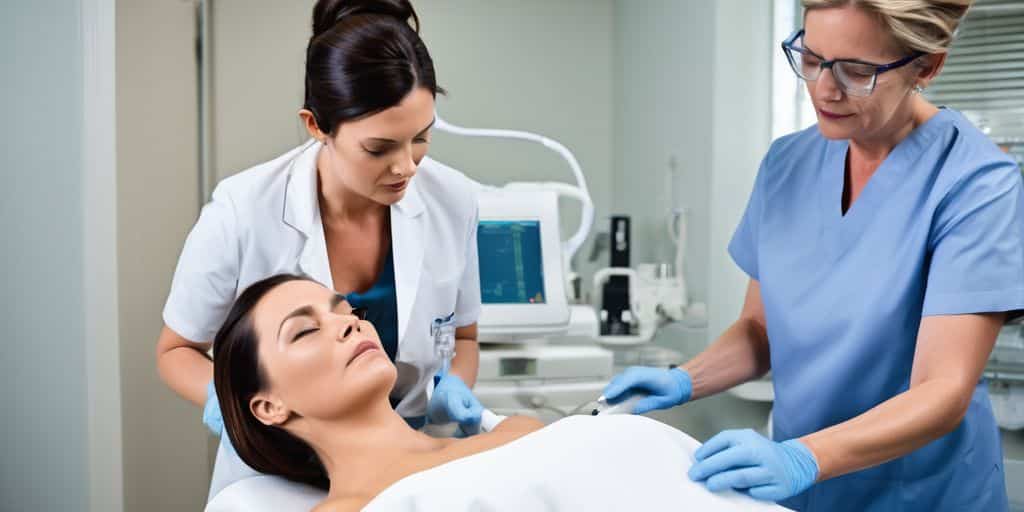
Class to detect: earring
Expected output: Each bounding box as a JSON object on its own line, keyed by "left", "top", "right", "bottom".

{"left": 913, "top": 85, "right": 925, "bottom": 94}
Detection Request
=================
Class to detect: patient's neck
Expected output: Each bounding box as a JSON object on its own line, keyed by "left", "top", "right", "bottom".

{"left": 298, "top": 399, "right": 446, "bottom": 496}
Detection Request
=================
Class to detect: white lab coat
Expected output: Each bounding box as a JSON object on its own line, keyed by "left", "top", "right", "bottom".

{"left": 163, "top": 139, "right": 482, "bottom": 419}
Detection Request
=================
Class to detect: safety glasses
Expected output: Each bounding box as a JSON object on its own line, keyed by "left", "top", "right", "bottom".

{"left": 782, "top": 29, "right": 923, "bottom": 97}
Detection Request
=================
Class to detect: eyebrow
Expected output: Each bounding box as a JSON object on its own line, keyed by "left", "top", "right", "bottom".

{"left": 277, "top": 293, "right": 348, "bottom": 339}
{"left": 364, "top": 117, "right": 437, "bottom": 144}
{"left": 801, "top": 40, "right": 885, "bottom": 67}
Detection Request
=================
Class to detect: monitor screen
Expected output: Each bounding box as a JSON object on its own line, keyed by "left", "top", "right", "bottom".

{"left": 478, "top": 220, "right": 546, "bottom": 304}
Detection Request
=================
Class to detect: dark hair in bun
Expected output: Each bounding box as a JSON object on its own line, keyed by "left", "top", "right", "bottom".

{"left": 305, "top": 0, "right": 444, "bottom": 136}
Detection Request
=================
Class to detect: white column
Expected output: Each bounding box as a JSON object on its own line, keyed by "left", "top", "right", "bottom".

{"left": 82, "top": 0, "right": 124, "bottom": 510}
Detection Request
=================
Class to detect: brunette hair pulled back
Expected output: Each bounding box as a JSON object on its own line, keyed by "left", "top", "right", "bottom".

{"left": 305, "top": 0, "right": 444, "bottom": 137}
{"left": 212, "top": 274, "right": 328, "bottom": 489}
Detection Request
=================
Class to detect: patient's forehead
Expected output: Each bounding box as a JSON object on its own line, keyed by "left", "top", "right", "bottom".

{"left": 252, "top": 280, "right": 333, "bottom": 337}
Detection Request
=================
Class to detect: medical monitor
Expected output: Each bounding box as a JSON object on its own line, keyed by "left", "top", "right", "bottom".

{"left": 478, "top": 220, "right": 546, "bottom": 304}
{"left": 476, "top": 188, "right": 570, "bottom": 341}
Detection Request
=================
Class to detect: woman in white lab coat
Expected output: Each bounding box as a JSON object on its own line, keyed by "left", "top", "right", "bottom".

{"left": 155, "top": 0, "right": 484, "bottom": 457}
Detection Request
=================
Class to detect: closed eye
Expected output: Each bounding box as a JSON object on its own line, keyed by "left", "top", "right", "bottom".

{"left": 293, "top": 327, "right": 319, "bottom": 341}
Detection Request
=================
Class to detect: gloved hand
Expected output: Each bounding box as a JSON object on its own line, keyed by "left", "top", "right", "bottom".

{"left": 602, "top": 366, "right": 692, "bottom": 414}
{"left": 427, "top": 374, "right": 484, "bottom": 436}
{"left": 203, "top": 379, "right": 224, "bottom": 436}
{"left": 689, "top": 429, "right": 819, "bottom": 502}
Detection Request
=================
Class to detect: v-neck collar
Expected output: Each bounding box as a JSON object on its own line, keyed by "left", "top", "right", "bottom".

{"left": 818, "top": 109, "right": 953, "bottom": 260}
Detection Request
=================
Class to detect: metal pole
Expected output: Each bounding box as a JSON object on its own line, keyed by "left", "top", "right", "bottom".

{"left": 196, "top": 0, "right": 213, "bottom": 209}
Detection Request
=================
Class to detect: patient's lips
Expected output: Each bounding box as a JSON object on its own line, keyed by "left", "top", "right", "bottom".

{"left": 348, "top": 340, "right": 381, "bottom": 366}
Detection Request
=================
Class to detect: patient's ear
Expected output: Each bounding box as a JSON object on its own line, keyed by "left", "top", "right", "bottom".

{"left": 250, "top": 392, "right": 291, "bottom": 426}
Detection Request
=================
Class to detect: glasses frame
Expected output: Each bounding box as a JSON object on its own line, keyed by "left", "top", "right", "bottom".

{"left": 351, "top": 306, "right": 368, "bottom": 320}
{"left": 781, "top": 29, "right": 924, "bottom": 97}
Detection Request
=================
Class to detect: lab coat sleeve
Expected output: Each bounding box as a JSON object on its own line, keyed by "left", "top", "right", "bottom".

{"left": 162, "top": 186, "right": 241, "bottom": 343}
{"left": 922, "top": 160, "right": 1024, "bottom": 317}
{"left": 454, "top": 204, "right": 482, "bottom": 328}
{"left": 727, "top": 151, "right": 771, "bottom": 281}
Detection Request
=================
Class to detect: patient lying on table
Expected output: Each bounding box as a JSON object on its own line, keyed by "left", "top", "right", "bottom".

{"left": 213, "top": 274, "right": 788, "bottom": 511}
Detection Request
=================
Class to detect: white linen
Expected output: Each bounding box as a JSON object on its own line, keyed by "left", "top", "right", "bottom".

{"left": 205, "top": 476, "right": 323, "bottom": 512}
{"left": 364, "top": 415, "right": 791, "bottom": 511}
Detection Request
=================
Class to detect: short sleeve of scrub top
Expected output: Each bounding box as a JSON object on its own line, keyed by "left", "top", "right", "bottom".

{"left": 163, "top": 186, "right": 240, "bottom": 343}
{"left": 727, "top": 149, "right": 773, "bottom": 281}
{"left": 922, "top": 162, "right": 1024, "bottom": 316}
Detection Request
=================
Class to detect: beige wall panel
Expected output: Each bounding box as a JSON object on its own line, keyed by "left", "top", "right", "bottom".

{"left": 116, "top": 0, "right": 210, "bottom": 509}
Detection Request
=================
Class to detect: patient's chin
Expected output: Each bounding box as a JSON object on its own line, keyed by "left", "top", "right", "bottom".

{"left": 336, "top": 358, "right": 398, "bottom": 406}
{"left": 346, "top": 349, "right": 395, "bottom": 381}
{"left": 361, "top": 357, "right": 397, "bottom": 389}
{"left": 279, "top": 358, "right": 397, "bottom": 421}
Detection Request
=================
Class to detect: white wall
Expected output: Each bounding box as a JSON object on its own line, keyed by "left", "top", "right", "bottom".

{"left": 210, "top": 0, "right": 312, "bottom": 178}
{"left": 0, "top": 3, "right": 87, "bottom": 507}
{"left": 613, "top": 0, "right": 773, "bottom": 340}
{"left": 707, "top": 0, "right": 774, "bottom": 346}
{"left": 420, "top": 0, "right": 615, "bottom": 287}
{"left": 613, "top": 0, "right": 716, "bottom": 306}
{"left": 83, "top": 0, "right": 124, "bottom": 509}
{"left": 1, "top": 0, "right": 122, "bottom": 509}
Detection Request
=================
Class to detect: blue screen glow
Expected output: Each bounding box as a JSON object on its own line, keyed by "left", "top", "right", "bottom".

{"left": 478, "top": 220, "right": 546, "bottom": 304}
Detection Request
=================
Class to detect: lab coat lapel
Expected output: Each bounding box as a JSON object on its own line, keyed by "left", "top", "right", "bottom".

{"left": 283, "top": 139, "right": 335, "bottom": 289}
{"left": 298, "top": 220, "right": 334, "bottom": 289}
{"left": 391, "top": 180, "right": 425, "bottom": 347}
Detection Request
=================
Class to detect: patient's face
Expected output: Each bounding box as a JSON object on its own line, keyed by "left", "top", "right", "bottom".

{"left": 251, "top": 280, "right": 396, "bottom": 420}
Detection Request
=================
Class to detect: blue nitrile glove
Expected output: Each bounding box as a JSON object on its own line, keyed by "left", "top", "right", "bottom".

{"left": 427, "top": 374, "right": 484, "bottom": 436}
{"left": 602, "top": 366, "right": 692, "bottom": 414}
{"left": 689, "top": 429, "right": 819, "bottom": 502}
{"left": 203, "top": 379, "right": 224, "bottom": 436}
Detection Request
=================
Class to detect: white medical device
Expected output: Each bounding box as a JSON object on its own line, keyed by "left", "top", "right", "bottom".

{"left": 472, "top": 187, "right": 614, "bottom": 420}
{"left": 591, "top": 394, "right": 647, "bottom": 416}
{"left": 476, "top": 187, "right": 571, "bottom": 341}
{"left": 480, "top": 410, "right": 508, "bottom": 432}
{"left": 432, "top": 312, "right": 457, "bottom": 376}
{"left": 434, "top": 115, "right": 594, "bottom": 284}
{"left": 432, "top": 113, "right": 617, "bottom": 421}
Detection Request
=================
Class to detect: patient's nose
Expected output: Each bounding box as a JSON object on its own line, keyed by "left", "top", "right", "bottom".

{"left": 336, "top": 315, "right": 361, "bottom": 341}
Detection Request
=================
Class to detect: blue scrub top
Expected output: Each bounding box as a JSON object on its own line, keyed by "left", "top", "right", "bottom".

{"left": 730, "top": 109, "right": 1024, "bottom": 511}
{"left": 345, "top": 247, "right": 399, "bottom": 363}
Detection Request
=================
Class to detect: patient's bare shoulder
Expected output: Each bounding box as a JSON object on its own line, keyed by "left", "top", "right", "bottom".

{"left": 438, "top": 415, "right": 545, "bottom": 460}
{"left": 312, "top": 495, "right": 369, "bottom": 512}
{"left": 490, "top": 415, "right": 545, "bottom": 434}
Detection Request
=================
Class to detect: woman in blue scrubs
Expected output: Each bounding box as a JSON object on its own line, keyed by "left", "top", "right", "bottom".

{"left": 602, "top": 1, "right": 1022, "bottom": 510}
